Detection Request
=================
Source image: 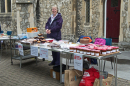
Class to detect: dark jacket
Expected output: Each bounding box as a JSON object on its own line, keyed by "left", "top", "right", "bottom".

{"left": 45, "top": 13, "right": 63, "bottom": 40}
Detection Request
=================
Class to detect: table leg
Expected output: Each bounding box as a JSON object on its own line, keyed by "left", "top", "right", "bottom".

{"left": 10, "top": 39, "right": 13, "bottom": 65}
{"left": 13, "top": 40, "right": 16, "bottom": 56}
{"left": 114, "top": 56, "right": 115, "bottom": 76}
{"left": 115, "top": 55, "right": 117, "bottom": 86}
{"left": 20, "top": 56, "right": 22, "bottom": 68}
{"left": 66, "top": 53, "right": 68, "bottom": 70}
{"left": 82, "top": 56, "right": 84, "bottom": 74}
{"left": 99, "top": 59, "right": 103, "bottom": 86}
{"left": 1, "top": 40, "right": 2, "bottom": 56}
{"left": 5, "top": 41, "right": 7, "bottom": 53}
{"left": 60, "top": 52, "right": 63, "bottom": 83}
{"left": 67, "top": 54, "right": 69, "bottom": 69}
{"left": 35, "top": 56, "right": 37, "bottom": 66}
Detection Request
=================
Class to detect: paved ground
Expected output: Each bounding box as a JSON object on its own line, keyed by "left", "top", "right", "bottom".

{"left": 0, "top": 50, "right": 64, "bottom": 86}
{"left": 0, "top": 50, "right": 130, "bottom": 86}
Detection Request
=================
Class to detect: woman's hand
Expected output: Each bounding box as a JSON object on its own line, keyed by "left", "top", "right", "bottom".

{"left": 46, "top": 29, "right": 51, "bottom": 34}
{"left": 48, "top": 30, "right": 51, "bottom": 34}
{"left": 46, "top": 29, "right": 49, "bottom": 34}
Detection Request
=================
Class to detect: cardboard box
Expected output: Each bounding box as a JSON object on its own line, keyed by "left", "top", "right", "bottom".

{"left": 50, "top": 69, "right": 64, "bottom": 82}
{"left": 83, "top": 68, "right": 88, "bottom": 72}
{"left": 27, "top": 27, "right": 38, "bottom": 32}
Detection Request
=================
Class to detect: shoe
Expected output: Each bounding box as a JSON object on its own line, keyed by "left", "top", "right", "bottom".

{"left": 43, "top": 58, "right": 45, "bottom": 61}
{"left": 48, "top": 63, "right": 55, "bottom": 66}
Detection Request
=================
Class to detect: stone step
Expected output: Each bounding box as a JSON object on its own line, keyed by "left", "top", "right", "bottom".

{"left": 112, "top": 42, "right": 118, "bottom": 46}
{"left": 111, "top": 42, "right": 125, "bottom": 51}
{"left": 118, "top": 42, "right": 130, "bottom": 51}
{"left": 119, "top": 48, "right": 124, "bottom": 51}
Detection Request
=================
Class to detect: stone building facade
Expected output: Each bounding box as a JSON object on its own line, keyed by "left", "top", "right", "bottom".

{"left": 0, "top": 0, "right": 130, "bottom": 49}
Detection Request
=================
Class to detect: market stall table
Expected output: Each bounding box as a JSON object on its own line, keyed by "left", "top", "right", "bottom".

{"left": 13, "top": 40, "right": 121, "bottom": 86}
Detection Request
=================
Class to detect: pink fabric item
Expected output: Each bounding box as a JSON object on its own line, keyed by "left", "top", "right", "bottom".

{"left": 94, "top": 38, "right": 106, "bottom": 45}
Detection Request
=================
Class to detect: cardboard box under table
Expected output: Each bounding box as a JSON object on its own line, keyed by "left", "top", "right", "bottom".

{"left": 50, "top": 69, "right": 64, "bottom": 82}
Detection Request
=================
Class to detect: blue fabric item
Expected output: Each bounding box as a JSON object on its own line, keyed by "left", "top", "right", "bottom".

{"left": 77, "top": 35, "right": 93, "bottom": 43}
{"left": 0, "top": 31, "right": 4, "bottom": 33}
{"left": 15, "top": 45, "right": 18, "bottom": 48}
{"left": 45, "top": 13, "right": 63, "bottom": 40}
{"left": 7, "top": 31, "right": 12, "bottom": 35}
{"left": 91, "top": 58, "right": 97, "bottom": 64}
{"left": 103, "top": 38, "right": 112, "bottom": 46}
{"left": 23, "top": 36, "right": 27, "bottom": 39}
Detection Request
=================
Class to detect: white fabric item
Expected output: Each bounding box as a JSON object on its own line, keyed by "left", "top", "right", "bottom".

{"left": 50, "top": 13, "right": 58, "bottom": 24}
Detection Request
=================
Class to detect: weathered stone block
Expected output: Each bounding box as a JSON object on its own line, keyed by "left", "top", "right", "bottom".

{"left": 124, "top": 2, "right": 128, "bottom": 11}
{"left": 122, "top": 11, "right": 127, "bottom": 17}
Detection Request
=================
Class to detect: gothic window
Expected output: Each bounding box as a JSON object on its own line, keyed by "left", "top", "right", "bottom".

{"left": 7, "top": 0, "right": 11, "bottom": 12}
{"left": 86, "top": 0, "right": 90, "bottom": 22}
{"left": 0, "top": 0, "right": 11, "bottom": 13}
{"left": 111, "top": 0, "right": 118, "bottom": 7}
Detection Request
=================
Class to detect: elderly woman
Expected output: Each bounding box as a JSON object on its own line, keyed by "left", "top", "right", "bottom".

{"left": 45, "top": 5, "right": 63, "bottom": 66}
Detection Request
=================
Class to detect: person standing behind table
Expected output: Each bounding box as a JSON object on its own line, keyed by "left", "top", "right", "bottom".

{"left": 45, "top": 5, "right": 63, "bottom": 66}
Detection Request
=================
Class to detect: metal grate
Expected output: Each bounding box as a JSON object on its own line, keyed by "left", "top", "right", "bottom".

{"left": 1, "top": 0, "right": 5, "bottom": 12}
{"left": 86, "top": 0, "right": 90, "bottom": 22}
{"left": 111, "top": 0, "right": 118, "bottom": 7}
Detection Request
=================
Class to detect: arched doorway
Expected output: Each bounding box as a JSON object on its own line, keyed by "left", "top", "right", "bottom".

{"left": 106, "top": 0, "right": 121, "bottom": 42}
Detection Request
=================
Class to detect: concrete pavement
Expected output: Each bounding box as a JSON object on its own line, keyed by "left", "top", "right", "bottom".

{"left": 0, "top": 49, "right": 130, "bottom": 86}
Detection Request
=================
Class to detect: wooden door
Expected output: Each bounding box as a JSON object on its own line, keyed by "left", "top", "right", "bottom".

{"left": 106, "top": 0, "right": 121, "bottom": 42}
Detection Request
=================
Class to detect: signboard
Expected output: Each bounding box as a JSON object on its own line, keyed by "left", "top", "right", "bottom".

{"left": 40, "top": 48, "right": 48, "bottom": 59}
{"left": 74, "top": 53, "right": 83, "bottom": 71}
{"left": 31, "top": 46, "right": 38, "bottom": 56}
{"left": 18, "top": 43, "right": 24, "bottom": 56}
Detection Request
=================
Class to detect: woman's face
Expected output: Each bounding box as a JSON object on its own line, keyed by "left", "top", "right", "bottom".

{"left": 52, "top": 7, "right": 57, "bottom": 16}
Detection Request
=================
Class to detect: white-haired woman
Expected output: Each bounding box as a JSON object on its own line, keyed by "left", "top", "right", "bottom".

{"left": 45, "top": 6, "right": 63, "bottom": 66}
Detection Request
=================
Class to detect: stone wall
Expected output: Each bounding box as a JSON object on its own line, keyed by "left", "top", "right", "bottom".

{"left": 91, "top": 0, "right": 103, "bottom": 40}
{"left": 118, "top": 0, "right": 130, "bottom": 50}
{"left": 11, "top": 0, "right": 17, "bottom": 35}
{"left": 1, "top": 0, "right": 130, "bottom": 46}
{"left": 120, "top": 0, "right": 130, "bottom": 42}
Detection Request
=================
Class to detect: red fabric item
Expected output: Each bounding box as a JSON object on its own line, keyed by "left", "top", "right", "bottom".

{"left": 93, "top": 71, "right": 100, "bottom": 78}
{"left": 86, "top": 67, "right": 98, "bottom": 72}
{"left": 79, "top": 67, "right": 99, "bottom": 86}
{"left": 85, "top": 76, "right": 96, "bottom": 86}
{"left": 79, "top": 78, "right": 86, "bottom": 86}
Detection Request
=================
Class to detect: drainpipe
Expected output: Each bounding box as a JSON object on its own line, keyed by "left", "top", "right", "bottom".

{"left": 104, "top": 0, "right": 107, "bottom": 38}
